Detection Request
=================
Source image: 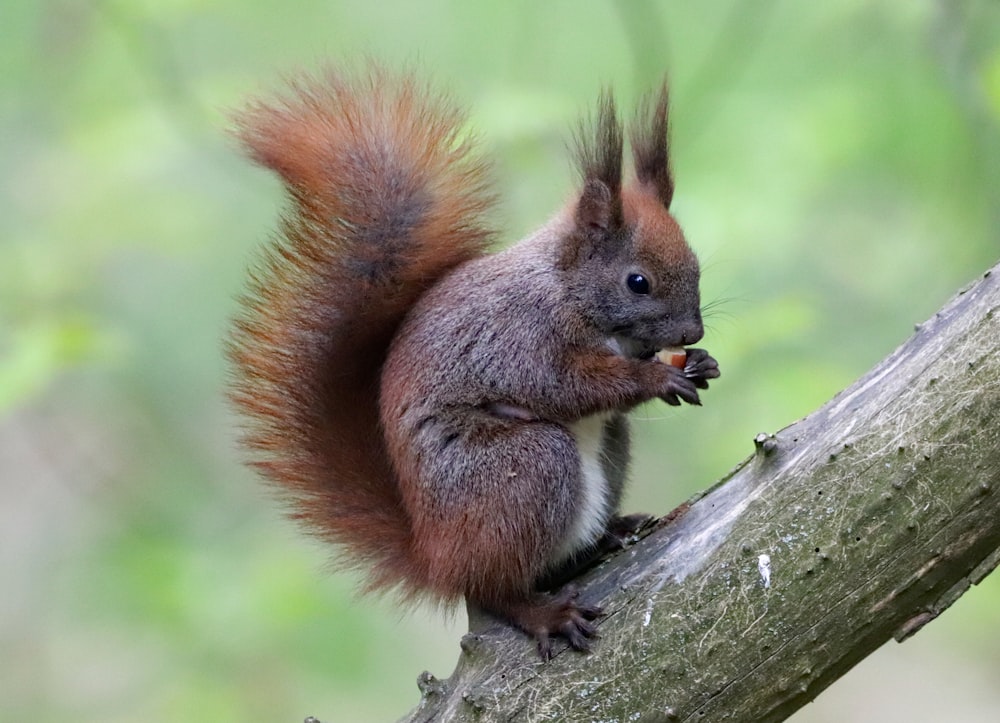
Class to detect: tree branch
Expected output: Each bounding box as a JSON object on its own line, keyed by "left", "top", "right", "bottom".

{"left": 400, "top": 260, "right": 1000, "bottom": 723}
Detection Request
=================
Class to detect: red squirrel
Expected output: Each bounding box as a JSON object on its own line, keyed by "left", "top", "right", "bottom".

{"left": 229, "top": 67, "right": 719, "bottom": 660}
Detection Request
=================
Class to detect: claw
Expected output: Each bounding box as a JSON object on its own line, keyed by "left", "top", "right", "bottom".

{"left": 678, "top": 386, "right": 701, "bottom": 406}
{"left": 683, "top": 347, "right": 721, "bottom": 385}
{"left": 537, "top": 634, "right": 554, "bottom": 661}
{"left": 563, "top": 620, "right": 595, "bottom": 651}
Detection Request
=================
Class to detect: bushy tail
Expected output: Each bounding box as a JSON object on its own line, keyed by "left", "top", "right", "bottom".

{"left": 228, "top": 67, "right": 495, "bottom": 597}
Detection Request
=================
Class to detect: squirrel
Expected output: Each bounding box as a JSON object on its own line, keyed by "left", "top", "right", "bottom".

{"left": 229, "top": 66, "right": 720, "bottom": 660}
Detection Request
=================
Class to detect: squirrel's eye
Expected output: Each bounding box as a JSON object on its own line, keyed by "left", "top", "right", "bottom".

{"left": 627, "top": 273, "right": 651, "bottom": 295}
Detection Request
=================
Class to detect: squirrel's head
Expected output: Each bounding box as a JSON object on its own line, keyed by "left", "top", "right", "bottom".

{"left": 559, "top": 83, "right": 703, "bottom": 360}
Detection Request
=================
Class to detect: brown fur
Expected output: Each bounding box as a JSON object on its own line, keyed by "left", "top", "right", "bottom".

{"left": 229, "top": 68, "right": 494, "bottom": 597}
{"left": 229, "top": 67, "right": 719, "bottom": 658}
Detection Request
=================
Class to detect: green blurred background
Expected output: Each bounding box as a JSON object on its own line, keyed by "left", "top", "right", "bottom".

{"left": 2, "top": 1, "right": 998, "bottom": 721}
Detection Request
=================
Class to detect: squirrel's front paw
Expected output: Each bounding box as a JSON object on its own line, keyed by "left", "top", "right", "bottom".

{"left": 658, "top": 367, "right": 702, "bottom": 406}
{"left": 649, "top": 348, "right": 718, "bottom": 405}
{"left": 682, "top": 347, "right": 720, "bottom": 389}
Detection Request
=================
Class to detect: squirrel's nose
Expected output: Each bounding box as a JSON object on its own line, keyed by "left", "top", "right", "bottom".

{"left": 680, "top": 317, "right": 704, "bottom": 346}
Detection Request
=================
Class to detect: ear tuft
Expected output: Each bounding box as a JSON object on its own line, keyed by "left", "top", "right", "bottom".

{"left": 630, "top": 81, "right": 674, "bottom": 208}
{"left": 573, "top": 91, "right": 624, "bottom": 229}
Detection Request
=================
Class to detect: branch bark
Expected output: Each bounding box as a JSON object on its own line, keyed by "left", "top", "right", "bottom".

{"left": 400, "top": 261, "right": 1000, "bottom": 723}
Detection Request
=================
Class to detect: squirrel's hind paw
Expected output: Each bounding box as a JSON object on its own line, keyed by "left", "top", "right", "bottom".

{"left": 492, "top": 587, "right": 604, "bottom": 661}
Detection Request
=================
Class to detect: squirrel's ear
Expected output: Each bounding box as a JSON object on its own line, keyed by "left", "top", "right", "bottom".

{"left": 559, "top": 178, "right": 616, "bottom": 270}
{"left": 576, "top": 179, "right": 616, "bottom": 232}
{"left": 572, "top": 90, "right": 624, "bottom": 233}
{"left": 559, "top": 90, "right": 625, "bottom": 270}
{"left": 630, "top": 81, "right": 674, "bottom": 209}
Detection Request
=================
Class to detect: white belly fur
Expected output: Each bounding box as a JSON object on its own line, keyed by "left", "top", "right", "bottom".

{"left": 553, "top": 412, "right": 612, "bottom": 564}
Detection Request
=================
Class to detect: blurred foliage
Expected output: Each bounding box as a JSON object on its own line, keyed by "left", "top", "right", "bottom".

{"left": 1, "top": 1, "right": 998, "bottom": 722}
